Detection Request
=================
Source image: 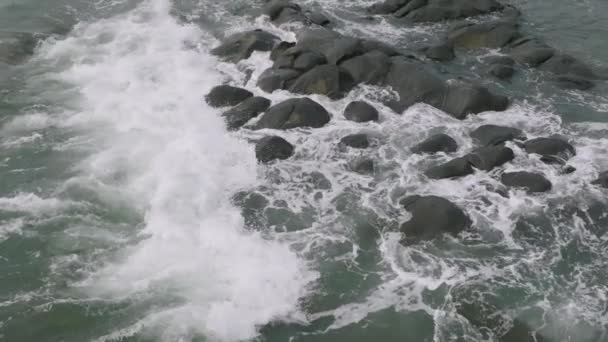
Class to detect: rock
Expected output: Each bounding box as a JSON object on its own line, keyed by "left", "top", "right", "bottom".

{"left": 393, "top": 0, "right": 428, "bottom": 17}
{"left": 399, "top": 195, "right": 470, "bottom": 243}
{"left": 448, "top": 20, "right": 520, "bottom": 49}
{"left": 539, "top": 53, "right": 597, "bottom": 79}
{"left": 205, "top": 85, "right": 253, "bottom": 108}
{"left": 340, "top": 134, "right": 370, "bottom": 149}
{"left": 401, "top": 0, "right": 503, "bottom": 22}
{"left": 303, "top": 171, "right": 332, "bottom": 190}
{"left": 297, "top": 30, "right": 367, "bottom": 65}
{"left": 470, "top": 124, "right": 526, "bottom": 146}
{"left": 288, "top": 64, "right": 355, "bottom": 99}
{"left": 340, "top": 50, "right": 391, "bottom": 85}
{"left": 0, "top": 31, "right": 38, "bottom": 65}
{"left": 263, "top": 0, "right": 300, "bottom": 20}
{"left": 292, "top": 51, "right": 327, "bottom": 71}
{"left": 489, "top": 64, "right": 515, "bottom": 80}
{"left": 592, "top": 171, "right": 608, "bottom": 188}
{"left": 553, "top": 75, "right": 594, "bottom": 90}
{"left": 232, "top": 191, "right": 269, "bottom": 229}
{"left": 361, "top": 39, "right": 403, "bottom": 57}
{"left": 430, "top": 80, "right": 510, "bottom": 119}
{"left": 255, "top": 136, "right": 295, "bottom": 163}
{"left": 343, "top": 101, "right": 379, "bottom": 122}
{"left": 211, "top": 30, "right": 279, "bottom": 62}
{"left": 367, "top": 0, "right": 410, "bottom": 15}
{"left": 501, "top": 171, "right": 552, "bottom": 193}
{"left": 305, "top": 9, "right": 332, "bottom": 26}
{"left": 352, "top": 158, "right": 375, "bottom": 174}
{"left": 467, "top": 145, "right": 514, "bottom": 171}
{"left": 509, "top": 38, "right": 555, "bottom": 66}
{"left": 424, "top": 42, "right": 455, "bottom": 61}
{"left": 257, "top": 68, "right": 302, "bottom": 93}
{"left": 255, "top": 97, "right": 331, "bottom": 129}
{"left": 499, "top": 319, "right": 549, "bottom": 342}
{"left": 524, "top": 137, "right": 575, "bottom": 161}
{"left": 273, "top": 48, "right": 327, "bottom": 71}
{"left": 270, "top": 41, "right": 296, "bottom": 61}
{"left": 424, "top": 157, "right": 474, "bottom": 179}
{"left": 222, "top": 97, "right": 271, "bottom": 130}
{"left": 384, "top": 57, "right": 445, "bottom": 113}
{"left": 411, "top": 133, "right": 458, "bottom": 154}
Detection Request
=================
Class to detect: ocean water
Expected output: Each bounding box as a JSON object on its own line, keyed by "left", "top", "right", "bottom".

{"left": 0, "top": 0, "right": 607, "bottom": 341}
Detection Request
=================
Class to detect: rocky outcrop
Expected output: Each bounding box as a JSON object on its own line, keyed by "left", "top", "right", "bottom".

{"left": 411, "top": 133, "right": 458, "bottom": 154}
{"left": 205, "top": 85, "right": 253, "bottom": 108}
{"left": 211, "top": 30, "right": 279, "bottom": 63}
{"left": 523, "top": 137, "right": 576, "bottom": 162}
{"left": 343, "top": 101, "right": 379, "bottom": 123}
{"left": 501, "top": 171, "right": 552, "bottom": 193}
{"left": 399, "top": 195, "right": 470, "bottom": 243}
{"left": 255, "top": 136, "right": 295, "bottom": 163}
{"left": 368, "top": 0, "right": 504, "bottom": 22}
{"left": 470, "top": 124, "right": 526, "bottom": 146}
{"left": 222, "top": 97, "right": 271, "bottom": 130}
{"left": 255, "top": 97, "right": 331, "bottom": 129}
{"left": 288, "top": 64, "right": 355, "bottom": 99}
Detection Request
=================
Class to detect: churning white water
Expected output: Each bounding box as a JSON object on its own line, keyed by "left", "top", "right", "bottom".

{"left": 35, "top": 0, "right": 315, "bottom": 340}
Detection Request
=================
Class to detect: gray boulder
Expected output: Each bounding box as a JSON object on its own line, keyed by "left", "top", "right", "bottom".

{"left": 205, "top": 85, "right": 252, "bottom": 108}
{"left": 255, "top": 97, "right": 331, "bottom": 129}
{"left": 470, "top": 124, "right": 526, "bottom": 146}
{"left": 430, "top": 80, "right": 510, "bottom": 119}
{"left": 424, "top": 157, "right": 474, "bottom": 179}
{"left": 343, "top": 101, "right": 379, "bottom": 122}
{"left": 592, "top": 171, "right": 608, "bottom": 188}
{"left": 448, "top": 20, "right": 520, "bottom": 49}
{"left": 340, "top": 134, "right": 370, "bottom": 149}
{"left": 411, "top": 133, "right": 458, "bottom": 154}
{"left": 399, "top": 195, "right": 470, "bottom": 243}
{"left": 467, "top": 145, "right": 514, "bottom": 171}
{"left": 257, "top": 68, "right": 302, "bottom": 93}
{"left": 211, "top": 30, "right": 279, "bottom": 63}
{"left": 509, "top": 37, "right": 555, "bottom": 66}
{"left": 255, "top": 136, "right": 295, "bottom": 163}
{"left": 340, "top": 50, "right": 392, "bottom": 85}
{"left": 524, "top": 137, "right": 575, "bottom": 161}
{"left": 352, "top": 158, "right": 375, "bottom": 174}
{"left": 501, "top": 171, "right": 552, "bottom": 193}
{"left": 222, "top": 97, "right": 271, "bottom": 130}
{"left": 288, "top": 64, "right": 355, "bottom": 99}
{"left": 423, "top": 42, "right": 455, "bottom": 61}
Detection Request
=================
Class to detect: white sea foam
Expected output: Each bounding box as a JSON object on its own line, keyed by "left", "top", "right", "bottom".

{"left": 35, "top": 0, "right": 315, "bottom": 340}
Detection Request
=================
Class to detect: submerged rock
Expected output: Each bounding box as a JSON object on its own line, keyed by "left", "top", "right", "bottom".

{"left": 340, "top": 133, "right": 370, "bottom": 149}
{"left": 0, "top": 31, "right": 38, "bottom": 65}
{"left": 399, "top": 195, "right": 470, "bottom": 243}
{"left": 430, "top": 80, "right": 510, "bottom": 119}
{"left": 424, "top": 157, "right": 474, "bottom": 179}
{"left": 205, "top": 85, "right": 253, "bottom": 108}
{"left": 470, "top": 124, "right": 526, "bottom": 146}
{"left": 211, "top": 30, "right": 279, "bottom": 63}
{"left": 352, "top": 158, "right": 375, "bottom": 175}
{"left": 255, "top": 136, "right": 295, "bottom": 163}
{"left": 255, "top": 97, "right": 331, "bottom": 129}
{"left": 501, "top": 171, "right": 552, "bottom": 193}
{"left": 423, "top": 42, "right": 455, "bottom": 61}
{"left": 383, "top": 0, "right": 504, "bottom": 22}
{"left": 553, "top": 74, "right": 594, "bottom": 90}
{"left": 509, "top": 38, "right": 555, "bottom": 66}
{"left": 222, "top": 96, "right": 271, "bottom": 130}
{"left": 411, "top": 133, "right": 458, "bottom": 154}
{"left": 343, "top": 101, "right": 379, "bottom": 123}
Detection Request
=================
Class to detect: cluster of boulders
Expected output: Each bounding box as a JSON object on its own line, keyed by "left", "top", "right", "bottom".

{"left": 205, "top": 0, "right": 608, "bottom": 250}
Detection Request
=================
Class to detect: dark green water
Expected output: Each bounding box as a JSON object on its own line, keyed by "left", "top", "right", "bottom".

{"left": 0, "top": 0, "right": 607, "bottom": 341}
